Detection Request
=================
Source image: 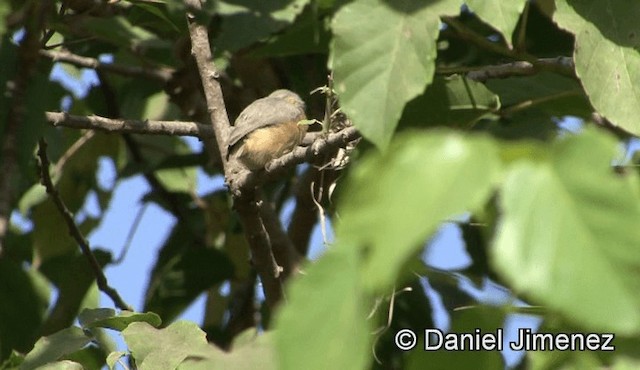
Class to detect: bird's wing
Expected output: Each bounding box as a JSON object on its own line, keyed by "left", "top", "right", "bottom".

{"left": 227, "top": 96, "right": 305, "bottom": 147}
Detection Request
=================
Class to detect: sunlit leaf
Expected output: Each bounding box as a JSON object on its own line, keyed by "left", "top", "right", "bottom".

{"left": 493, "top": 129, "right": 640, "bottom": 334}
{"left": 554, "top": 0, "right": 640, "bottom": 135}
{"left": 330, "top": 0, "right": 462, "bottom": 148}
{"left": 339, "top": 130, "right": 501, "bottom": 291}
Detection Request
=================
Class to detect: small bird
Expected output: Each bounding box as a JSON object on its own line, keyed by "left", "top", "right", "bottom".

{"left": 227, "top": 89, "right": 308, "bottom": 170}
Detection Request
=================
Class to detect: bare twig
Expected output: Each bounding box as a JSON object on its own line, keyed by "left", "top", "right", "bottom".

{"left": 233, "top": 189, "right": 285, "bottom": 307}
{"left": 45, "top": 111, "right": 213, "bottom": 137}
{"left": 37, "top": 139, "right": 132, "bottom": 311}
{"left": 438, "top": 57, "right": 575, "bottom": 82}
{"left": 115, "top": 203, "right": 148, "bottom": 264}
{"left": 54, "top": 130, "right": 96, "bottom": 174}
{"left": 40, "top": 49, "right": 173, "bottom": 83}
{"left": 442, "top": 16, "right": 575, "bottom": 78}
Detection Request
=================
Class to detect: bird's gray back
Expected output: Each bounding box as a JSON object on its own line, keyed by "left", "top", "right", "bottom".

{"left": 227, "top": 95, "right": 305, "bottom": 147}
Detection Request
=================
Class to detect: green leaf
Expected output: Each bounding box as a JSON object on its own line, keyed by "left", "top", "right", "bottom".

{"left": 39, "top": 250, "right": 112, "bottom": 335}
{"left": 33, "top": 133, "right": 119, "bottom": 261}
{"left": 79, "top": 308, "right": 162, "bottom": 331}
{"left": 492, "top": 129, "right": 640, "bottom": 334}
{"left": 0, "top": 260, "right": 50, "bottom": 359}
{"left": 106, "top": 351, "right": 127, "bottom": 370}
{"left": 611, "top": 356, "right": 640, "bottom": 370}
{"left": 21, "top": 327, "right": 91, "bottom": 370}
{"left": 339, "top": 130, "right": 501, "bottom": 291}
{"left": 0, "top": 2, "right": 10, "bottom": 34}
{"left": 252, "top": 6, "right": 330, "bottom": 57}
{"left": 122, "top": 321, "right": 213, "bottom": 370}
{"left": 401, "top": 75, "right": 501, "bottom": 128}
{"left": 215, "top": 0, "right": 310, "bottom": 52}
{"left": 485, "top": 72, "right": 590, "bottom": 118}
{"left": 79, "top": 15, "right": 170, "bottom": 51}
{"left": 275, "top": 243, "right": 370, "bottom": 370}
{"left": 144, "top": 240, "right": 234, "bottom": 321}
{"left": 407, "top": 307, "right": 505, "bottom": 370}
{"left": 465, "top": 0, "right": 527, "bottom": 47}
{"left": 181, "top": 330, "right": 276, "bottom": 370}
{"left": 0, "top": 350, "right": 25, "bottom": 369}
{"left": 330, "top": 0, "right": 462, "bottom": 148}
{"left": 554, "top": 0, "right": 640, "bottom": 135}
{"left": 34, "top": 361, "right": 84, "bottom": 370}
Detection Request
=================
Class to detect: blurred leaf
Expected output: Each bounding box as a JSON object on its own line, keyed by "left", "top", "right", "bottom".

{"left": 105, "top": 351, "right": 126, "bottom": 370}
{"left": 0, "top": 2, "right": 9, "bottom": 34}
{"left": 35, "top": 360, "right": 84, "bottom": 370}
{"left": 0, "top": 36, "right": 18, "bottom": 138}
{"left": 339, "top": 130, "right": 501, "bottom": 291}
{"left": 527, "top": 349, "right": 602, "bottom": 370}
{"left": 20, "top": 68, "right": 65, "bottom": 181}
{"left": 493, "top": 128, "right": 640, "bottom": 334}
{"left": 215, "top": 0, "right": 310, "bottom": 52}
{"left": 252, "top": 6, "right": 330, "bottom": 57}
{"left": 20, "top": 327, "right": 91, "bottom": 370}
{"left": 78, "top": 16, "right": 171, "bottom": 52}
{"left": 330, "top": 0, "right": 462, "bottom": 148}
{"left": 79, "top": 309, "right": 162, "bottom": 331}
{"left": 0, "top": 351, "right": 25, "bottom": 369}
{"left": 18, "top": 182, "right": 48, "bottom": 215}
{"left": 39, "top": 250, "right": 111, "bottom": 335}
{"left": 61, "top": 345, "right": 105, "bottom": 370}
{"left": 144, "top": 247, "right": 234, "bottom": 322}
{"left": 129, "top": 1, "right": 181, "bottom": 34}
{"left": 33, "top": 133, "right": 119, "bottom": 261}
{"left": 611, "top": 356, "right": 640, "bottom": 370}
{"left": 182, "top": 330, "right": 276, "bottom": 370}
{"left": 554, "top": 0, "right": 640, "bottom": 135}
{"left": 465, "top": 0, "right": 527, "bottom": 47}
{"left": 275, "top": 242, "right": 370, "bottom": 370}
{"left": 407, "top": 307, "right": 505, "bottom": 370}
{"left": 401, "top": 75, "right": 500, "bottom": 128}
{"left": 372, "top": 279, "right": 435, "bottom": 367}
{"left": 121, "top": 135, "right": 196, "bottom": 194}
{"left": 485, "top": 72, "right": 591, "bottom": 118}
{"left": 0, "top": 260, "right": 50, "bottom": 359}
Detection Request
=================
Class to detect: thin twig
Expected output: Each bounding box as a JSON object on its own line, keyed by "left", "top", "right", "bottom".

{"left": 442, "top": 16, "right": 575, "bottom": 78}
{"left": 437, "top": 57, "right": 575, "bottom": 82}
{"left": 310, "top": 180, "right": 329, "bottom": 246}
{"left": 500, "top": 89, "right": 582, "bottom": 116}
{"left": 37, "top": 139, "right": 132, "bottom": 311}
{"left": 54, "top": 130, "right": 95, "bottom": 175}
{"left": 45, "top": 111, "right": 213, "bottom": 137}
{"left": 115, "top": 203, "right": 148, "bottom": 264}
{"left": 40, "top": 49, "right": 173, "bottom": 83}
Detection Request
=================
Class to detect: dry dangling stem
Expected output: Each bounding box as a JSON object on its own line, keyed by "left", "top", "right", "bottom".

{"left": 37, "top": 139, "right": 132, "bottom": 311}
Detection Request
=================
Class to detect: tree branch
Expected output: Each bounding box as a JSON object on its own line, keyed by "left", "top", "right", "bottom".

{"left": 442, "top": 16, "right": 575, "bottom": 78}
{"left": 37, "top": 139, "right": 132, "bottom": 311}
{"left": 40, "top": 49, "right": 173, "bottom": 83}
{"left": 184, "top": 0, "right": 285, "bottom": 309}
{"left": 45, "top": 111, "right": 213, "bottom": 137}
{"left": 438, "top": 57, "right": 575, "bottom": 82}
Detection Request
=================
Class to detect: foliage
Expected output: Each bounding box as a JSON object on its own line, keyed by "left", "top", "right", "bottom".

{"left": 1, "top": 0, "right": 640, "bottom": 369}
